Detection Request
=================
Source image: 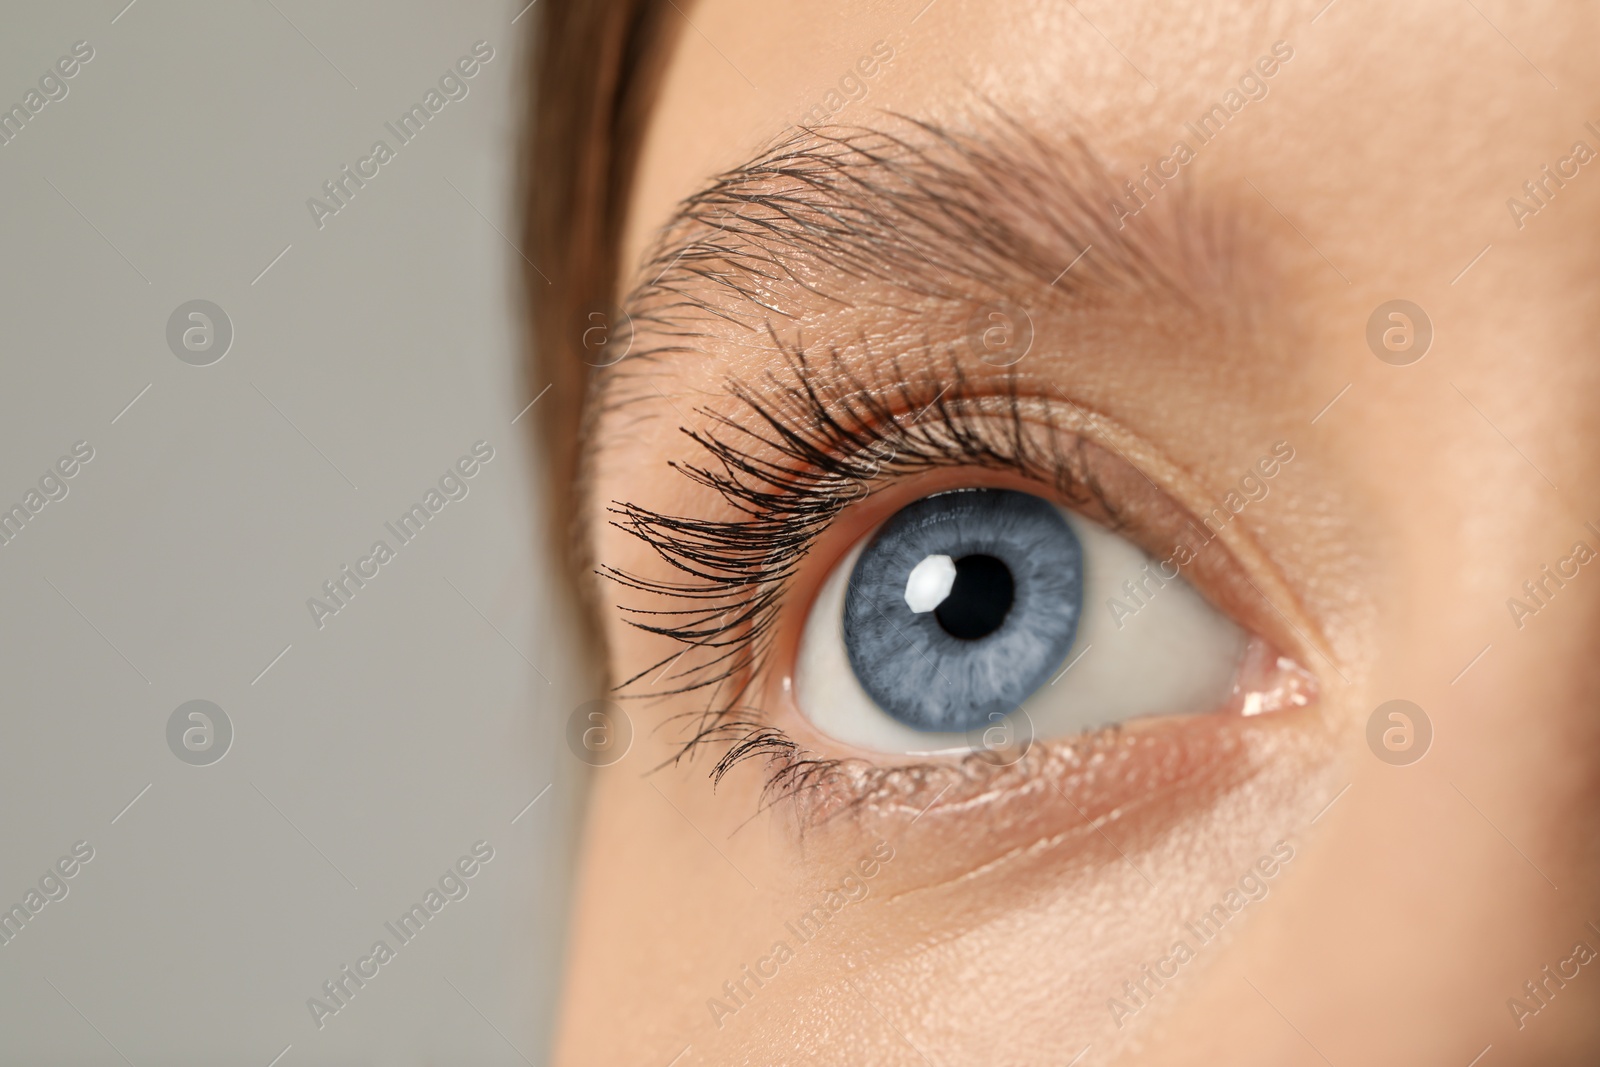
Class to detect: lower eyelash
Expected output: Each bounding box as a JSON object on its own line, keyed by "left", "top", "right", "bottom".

{"left": 601, "top": 343, "right": 1123, "bottom": 808}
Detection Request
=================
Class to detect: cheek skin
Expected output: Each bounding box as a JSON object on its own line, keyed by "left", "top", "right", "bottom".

{"left": 559, "top": 703, "right": 1337, "bottom": 1064}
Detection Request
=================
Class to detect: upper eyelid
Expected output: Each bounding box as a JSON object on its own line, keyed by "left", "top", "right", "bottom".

{"left": 1025, "top": 401, "right": 1328, "bottom": 650}
{"left": 583, "top": 115, "right": 1277, "bottom": 569}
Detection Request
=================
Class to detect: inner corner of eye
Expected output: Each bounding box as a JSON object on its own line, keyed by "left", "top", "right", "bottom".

{"left": 790, "top": 486, "right": 1283, "bottom": 756}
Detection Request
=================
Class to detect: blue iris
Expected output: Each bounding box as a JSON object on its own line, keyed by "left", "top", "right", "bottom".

{"left": 842, "top": 488, "right": 1084, "bottom": 733}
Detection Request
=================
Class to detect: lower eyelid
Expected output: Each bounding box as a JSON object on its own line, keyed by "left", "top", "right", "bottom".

{"left": 772, "top": 708, "right": 1305, "bottom": 898}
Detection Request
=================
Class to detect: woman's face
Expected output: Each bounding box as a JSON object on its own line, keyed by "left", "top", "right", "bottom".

{"left": 556, "top": 2, "right": 1600, "bottom": 1063}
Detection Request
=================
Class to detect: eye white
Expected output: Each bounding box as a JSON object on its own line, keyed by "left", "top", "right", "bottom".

{"left": 794, "top": 508, "right": 1247, "bottom": 754}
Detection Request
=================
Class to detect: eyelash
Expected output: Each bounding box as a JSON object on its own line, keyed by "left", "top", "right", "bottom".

{"left": 601, "top": 345, "right": 1130, "bottom": 814}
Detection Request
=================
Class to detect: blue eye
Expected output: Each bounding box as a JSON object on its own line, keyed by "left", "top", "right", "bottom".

{"left": 795, "top": 486, "right": 1256, "bottom": 754}
{"left": 842, "top": 489, "right": 1083, "bottom": 732}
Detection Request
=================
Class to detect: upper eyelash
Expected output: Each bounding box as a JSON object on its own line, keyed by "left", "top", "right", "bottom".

{"left": 600, "top": 340, "right": 1122, "bottom": 809}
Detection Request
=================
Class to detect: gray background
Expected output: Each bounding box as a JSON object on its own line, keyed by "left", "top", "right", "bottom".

{"left": 0, "top": 2, "right": 589, "bottom": 1063}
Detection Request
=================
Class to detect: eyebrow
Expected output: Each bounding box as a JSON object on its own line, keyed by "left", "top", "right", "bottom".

{"left": 606, "top": 112, "right": 1237, "bottom": 378}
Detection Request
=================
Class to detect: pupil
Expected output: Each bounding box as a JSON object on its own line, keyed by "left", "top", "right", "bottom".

{"left": 933, "top": 554, "right": 1014, "bottom": 640}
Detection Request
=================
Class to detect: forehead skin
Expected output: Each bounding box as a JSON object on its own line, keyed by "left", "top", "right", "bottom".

{"left": 559, "top": 2, "right": 1600, "bottom": 1065}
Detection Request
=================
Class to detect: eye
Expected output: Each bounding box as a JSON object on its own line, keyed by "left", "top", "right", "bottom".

{"left": 794, "top": 486, "right": 1254, "bottom": 754}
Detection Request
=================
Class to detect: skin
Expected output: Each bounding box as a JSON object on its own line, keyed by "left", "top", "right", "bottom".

{"left": 554, "top": 1, "right": 1600, "bottom": 1063}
